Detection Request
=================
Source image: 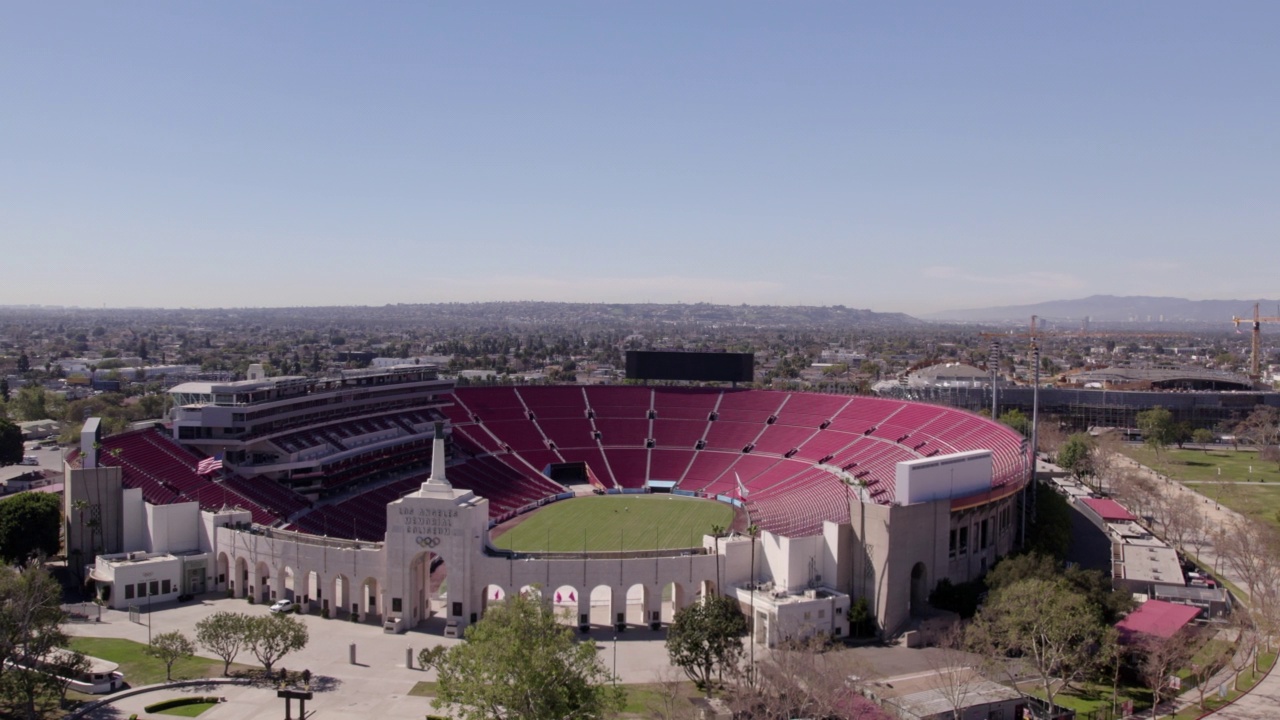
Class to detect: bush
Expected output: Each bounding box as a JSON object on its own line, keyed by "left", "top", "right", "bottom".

{"left": 292, "top": 603, "right": 301, "bottom": 614}
{"left": 321, "top": 607, "right": 329, "bottom": 619}
{"left": 247, "top": 595, "right": 255, "bottom": 604}
{"left": 929, "top": 577, "right": 986, "bottom": 618}
{"left": 144, "top": 696, "right": 223, "bottom": 713}
{"left": 350, "top": 612, "right": 359, "bottom": 622}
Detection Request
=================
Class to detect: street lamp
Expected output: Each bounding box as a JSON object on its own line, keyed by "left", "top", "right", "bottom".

{"left": 612, "top": 635, "right": 618, "bottom": 686}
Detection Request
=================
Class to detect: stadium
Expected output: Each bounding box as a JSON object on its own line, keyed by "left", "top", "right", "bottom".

{"left": 63, "top": 361, "right": 1029, "bottom": 645}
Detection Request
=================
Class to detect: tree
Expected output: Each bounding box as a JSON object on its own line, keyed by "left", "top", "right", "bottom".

{"left": 0, "top": 378, "right": 9, "bottom": 403}
{"left": 416, "top": 645, "right": 446, "bottom": 672}
{"left": 432, "top": 591, "right": 624, "bottom": 720}
{"left": 0, "top": 492, "right": 62, "bottom": 564}
{"left": 151, "top": 631, "right": 194, "bottom": 681}
{"left": 967, "top": 578, "right": 1110, "bottom": 717}
{"left": 727, "top": 634, "right": 882, "bottom": 719}
{"left": 1057, "top": 433, "right": 1095, "bottom": 483}
{"left": 1137, "top": 628, "right": 1197, "bottom": 718}
{"left": 998, "top": 409, "right": 1030, "bottom": 437}
{"left": 9, "top": 387, "right": 48, "bottom": 422}
{"left": 244, "top": 614, "right": 308, "bottom": 674}
{"left": 1234, "top": 406, "right": 1280, "bottom": 449}
{"left": 924, "top": 627, "right": 985, "bottom": 720}
{"left": 1261, "top": 445, "right": 1280, "bottom": 471}
{"left": 0, "top": 419, "right": 22, "bottom": 466}
{"left": 1136, "top": 407, "right": 1178, "bottom": 457}
{"left": 986, "top": 553, "right": 1133, "bottom": 625}
{"left": 666, "top": 594, "right": 749, "bottom": 692}
{"left": 0, "top": 562, "right": 70, "bottom": 720}
{"left": 195, "top": 611, "right": 250, "bottom": 676}
{"left": 1192, "top": 428, "right": 1216, "bottom": 451}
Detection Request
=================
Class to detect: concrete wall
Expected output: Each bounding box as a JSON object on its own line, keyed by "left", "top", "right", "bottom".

{"left": 121, "top": 488, "right": 146, "bottom": 552}
{"left": 144, "top": 502, "right": 201, "bottom": 554}
{"left": 63, "top": 464, "right": 125, "bottom": 559}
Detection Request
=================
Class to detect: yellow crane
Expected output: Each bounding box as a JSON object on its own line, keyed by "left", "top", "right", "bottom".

{"left": 1232, "top": 303, "right": 1280, "bottom": 379}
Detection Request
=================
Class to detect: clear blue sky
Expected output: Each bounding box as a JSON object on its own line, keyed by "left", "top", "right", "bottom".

{"left": 3, "top": 2, "right": 1276, "bottom": 315}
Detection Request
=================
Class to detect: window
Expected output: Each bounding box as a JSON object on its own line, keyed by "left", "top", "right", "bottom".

{"left": 980, "top": 519, "right": 989, "bottom": 550}
{"left": 818, "top": 609, "right": 826, "bottom": 619}
{"left": 803, "top": 611, "right": 811, "bottom": 621}
{"left": 392, "top": 598, "right": 402, "bottom": 612}
{"left": 958, "top": 527, "right": 969, "bottom": 554}
{"left": 124, "top": 584, "right": 134, "bottom": 600}
{"left": 161, "top": 579, "right": 171, "bottom": 595}
{"left": 137, "top": 583, "right": 147, "bottom": 598}
{"left": 149, "top": 581, "right": 159, "bottom": 597}
{"left": 948, "top": 529, "right": 957, "bottom": 558}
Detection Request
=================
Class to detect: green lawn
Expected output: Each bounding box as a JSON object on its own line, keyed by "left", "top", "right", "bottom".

{"left": 619, "top": 681, "right": 700, "bottom": 717}
{"left": 67, "top": 637, "right": 245, "bottom": 686}
{"left": 492, "top": 495, "right": 734, "bottom": 552}
{"left": 1118, "top": 446, "right": 1280, "bottom": 528}
{"left": 155, "top": 701, "right": 218, "bottom": 716}
{"left": 408, "top": 680, "right": 438, "bottom": 697}
{"left": 1024, "top": 680, "right": 1151, "bottom": 716}
{"left": 1120, "top": 446, "right": 1280, "bottom": 484}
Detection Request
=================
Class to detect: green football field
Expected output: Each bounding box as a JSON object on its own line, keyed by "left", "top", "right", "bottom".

{"left": 491, "top": 495, "right": 735, "bottom": 552}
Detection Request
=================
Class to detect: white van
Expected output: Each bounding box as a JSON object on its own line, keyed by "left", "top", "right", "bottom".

{"left": 20, "top": 456, "right": 39, "bottom": 466}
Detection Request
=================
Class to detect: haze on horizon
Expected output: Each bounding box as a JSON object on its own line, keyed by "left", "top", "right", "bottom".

{"left": 3, "top": 3, "right": 1276, "bottom": 316}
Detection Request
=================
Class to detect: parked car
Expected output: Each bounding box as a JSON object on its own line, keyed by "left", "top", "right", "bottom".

{"left": 269, "top": 599, "right": 293, "bottom": 614}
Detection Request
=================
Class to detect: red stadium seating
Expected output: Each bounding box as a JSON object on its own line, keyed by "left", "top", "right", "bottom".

{"left": 114, "top": 386, "right": 1027, "bottom": 542}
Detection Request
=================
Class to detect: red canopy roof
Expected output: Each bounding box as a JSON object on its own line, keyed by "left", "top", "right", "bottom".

{"left": 1081, "top": 497, "right": 1138, "bottom": 523}
{"left": 1116, "top": 599, "right": 1200, "bottom": 641}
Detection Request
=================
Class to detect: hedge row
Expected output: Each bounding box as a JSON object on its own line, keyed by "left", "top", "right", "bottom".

{"left": 143, "top": 696, "right": 223, "bottom": 713}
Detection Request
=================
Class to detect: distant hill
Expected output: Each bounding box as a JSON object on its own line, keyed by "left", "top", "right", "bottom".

{"left": 923, "top": 295, "right": 1280, "bottom": 326}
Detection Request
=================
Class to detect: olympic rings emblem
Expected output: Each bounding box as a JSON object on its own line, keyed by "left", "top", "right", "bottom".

{"left": 416, "top": 536, "right": 441, "bottom": 549}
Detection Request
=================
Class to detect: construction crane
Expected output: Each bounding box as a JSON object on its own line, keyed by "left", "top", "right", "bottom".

{"left": 1231, "top": 303, "right": 1280, "bottom": 379}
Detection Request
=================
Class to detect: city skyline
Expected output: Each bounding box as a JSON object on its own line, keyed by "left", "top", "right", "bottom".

{"left": 4, "top": 3, "right": 1276, "bottom": 314}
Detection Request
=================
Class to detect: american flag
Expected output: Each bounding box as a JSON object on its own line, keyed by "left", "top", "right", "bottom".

{"left": 197, "top": 453, "right": 223, "bottom": 475}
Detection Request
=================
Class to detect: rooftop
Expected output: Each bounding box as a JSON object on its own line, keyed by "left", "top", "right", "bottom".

{"left": 1116, "top": 599, "right": 1201, "bottom": 641}
{"left": 1115, "top": 543, "right": 1183, "bottom": 586}
{"left": 1081, "top": 497, "right": 1138, "bottom": 523}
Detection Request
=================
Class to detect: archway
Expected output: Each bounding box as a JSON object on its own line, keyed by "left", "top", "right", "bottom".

{"left": 255, "top": 561, "right": 273, "bottom": 603}
{"left": 699, "top": 579, "right": 717, "bottom": 602}
{"left": 551, "top": 585, "right": 579, "bottom": 626}
{"left": 482, "top": 584, "right": 506, "bottom": 615}
{"left": 304, "top": 571, "right": 320, "bottom": 610}
{"left": 409, "top": 551, "right": 445, "bottom": 627}
{"left": 625, "top": 583, "right": 649, "bottom": 628}
{"left": 216, "top": 550, "right": 231, "bottom": 591}
{"left": 662, "top": 581, "right": 687, "bottom": 624}
{"left": 282, "top": 567, "right": 296, "bottom": 601}
{"left": 330, "top": 574, "right": 351, "bottom": 618}
{"left": 909, "top": 562, "right": 928, "bottom": 617}
{"left": 234, "top": 556, "right": 249, "bottom": 599}
{"left": 360, "top": 577, "right": 380, "bottom": 622}
{"left": 589, "top": 585, "right": 613, "bottom": 630}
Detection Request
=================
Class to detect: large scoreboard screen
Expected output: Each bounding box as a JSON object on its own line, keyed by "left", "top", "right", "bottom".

{"left": 625, "top": 350, "right": 755, "bottom": 383}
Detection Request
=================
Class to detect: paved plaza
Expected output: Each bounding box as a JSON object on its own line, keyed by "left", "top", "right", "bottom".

{"left": 68, "top": 596, "right": 677, "bottom": 719}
